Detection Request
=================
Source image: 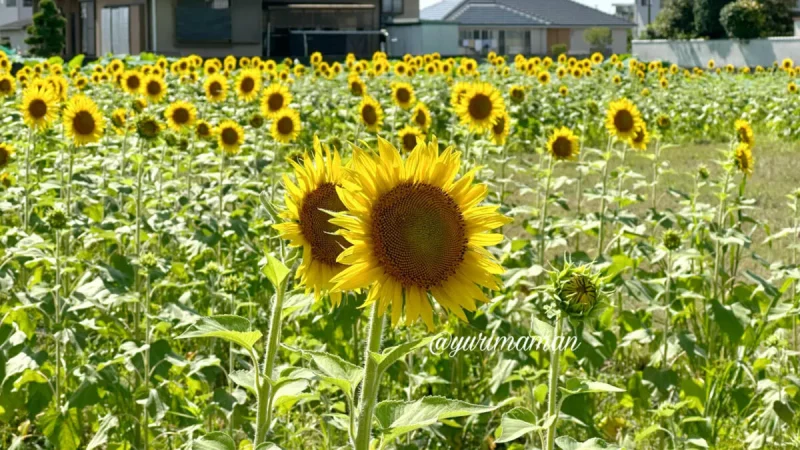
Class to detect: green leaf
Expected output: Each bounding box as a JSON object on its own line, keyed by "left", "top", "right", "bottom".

{"left": 254, "top": 444, "right": 283, "bottom": 450}
{"left": 67, "top": 54, "right": 85, "bottom": 69}
{"left": 375, "top": 396, "right": 509, "bottom": 443}
{"left": 86, "top": 414, "right": 118, "bottom": 450}
{"left": 262, "top": 254, "right": 290, "bottom": 290}
{"left": 561, "top": 378, "right": 625, "bottom": 396}
{"left": 305, "top": 350, "right": 363, "bottom": 397}
{"left": 39, "top": 408, "right": 81, "bottom": 450}
{"left": 373, "top": 333, "right": 442, "bottom": 375}
{"left": 556, "top": 436, "right": 620, "bottom": 449}
{"left": 710, "top": 301, "right": 747, "bottom": 344}
{"left": 193, "top": 432, "right": 235, "bottom": 450}
{"left": 177, "top": 315, "right": 262, "bottom": 353}
{"left": 495, "top": 407, "right": 539, "bottom": 443}
{"left": 12, "top": 369, "right": 48, "bottom": 390}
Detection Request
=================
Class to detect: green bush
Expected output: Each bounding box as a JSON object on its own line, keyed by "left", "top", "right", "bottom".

{"left": 25, "top": 0, "right": 66, "bottom": 57}
{"left": 649, "top": 0, "right": 695, "bottom": 39}
{"left": 584, "top": 27, "right": 612, "bottom": 50}
{"left": 551, "top": 44, "right": 568, "bottom": 57}
{"left": 720, "top": 0, "right": 766, "bottom": 39}
{"left": 693, "top": 0, "right": 734, "bottom": 38}
{"left": 757, "top": 0, "right": 794, "bottom": 36}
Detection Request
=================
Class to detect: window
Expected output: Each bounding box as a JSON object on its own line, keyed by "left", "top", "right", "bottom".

{"left": 382, "top": 0, "right": 403, "bottom": 15}
{"left": 101, "top": 6, "right": 130, "bottom": 54}
{"left": 80, "top": 1, "right": 95, "bottom": 55}
{"left": 24, "top": 0, "right": 33, "bottom": 6}
{"left": 176, "top": 0, "right": 232, "bottom": 43}
{"left": 6, "top": 0, "right": 16, "bottom": 7}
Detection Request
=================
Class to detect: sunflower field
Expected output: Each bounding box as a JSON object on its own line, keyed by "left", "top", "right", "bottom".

{"left": 1, "top": 49, "right": 800, "bottom": 450}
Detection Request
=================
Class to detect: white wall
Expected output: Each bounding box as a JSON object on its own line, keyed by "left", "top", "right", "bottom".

{"left": 634, "top": 0, "right": 661, "bottom": 37}
{"left": 795, "top": 17, "right": 800, "bottom": 37}
{"left": 0, "top": 1, "right": 32, "bottom": 26}
{"left": 571, "top": 27, "right": 630, "bottom": 55}
{"left": 612, "top": 28, "right": 627, "bottom": 54}
{"left": 633, "top": 38, "right": 800, "bottom": 67}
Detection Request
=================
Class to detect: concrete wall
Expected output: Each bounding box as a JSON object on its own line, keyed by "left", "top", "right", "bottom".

{"left": 633, "top": 38, "right": 800, "bottom": 67}
{"left": 0, "top": 28, "right": 29, "bottom": 53}
{"left": 155, "top": 0, "right": 262, "bottom": 57}
{"left": 387, "top": 22, "right": 459, "bottom": 57}
{"left": 391, "top": 0, "right": 419, "bottom": 23}
{"left": 570, "top": 27, "right": 629, "bottom": 55}
{"left": 611, "top": 28, "right": 627, "bottom": 54}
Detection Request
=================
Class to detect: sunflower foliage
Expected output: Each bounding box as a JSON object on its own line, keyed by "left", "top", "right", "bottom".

{"left": 1, "top": 50, "right": 800, "bottom": 450}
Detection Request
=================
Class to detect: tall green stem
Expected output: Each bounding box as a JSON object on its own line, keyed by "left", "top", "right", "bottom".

{"left": 597, "top": 139, "right": 613, "bottom": 257}
{"left": 53, "top": 229, "right": 61, "bottom": 409}
{"left": 663, "top": 251, "right": 672, "bottom": 370}
{"left": 143, "top": 271, "right": 151, "bottom": 450}
{"left": 23, "top": 131, "right": 34, "bottom": 232}
{"left": 615, "top": 145, "right": 628, "bottom": 255}
{"left": 545, "top": 313, "right": 563, "bottom": 450}
{"left": 354, "top": 302, "right": 384, "bottom": 450}
{"left": 254, "top": 272, "right": 288, "bottom": 446}
{"left": 539, "top": 156, "right": 554, "bottom": 272}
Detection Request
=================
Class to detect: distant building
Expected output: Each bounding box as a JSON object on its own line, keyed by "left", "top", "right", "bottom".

{"left": 633, "top": 0, "right": 662, "bottom": 37}
{"left": 419, "top": 0, "right": 634, "bottom": 56}
{"left": 0, "top": 0, "right": 33, "bottom": 53}
{"left": 613, "top": 2, "right": 634, "bottom": 22}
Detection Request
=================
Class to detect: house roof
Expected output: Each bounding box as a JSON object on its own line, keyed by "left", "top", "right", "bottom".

{"left": 421, "top": 0, "right": 634, "bottom": 27}
{"left": 0, "top": 18, "right": 31, "bottom": 31}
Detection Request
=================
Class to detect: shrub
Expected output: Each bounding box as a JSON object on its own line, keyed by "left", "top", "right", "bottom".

{"left": 757, "top": 0, "right": 794, "bottom": 36}
{"left": 694, "top": 0, "right": 734, "bottom": 38}
{"left": 720, "top": 0, "right": 766, "bottom": 39}
{"left": 584, "top": 27, "right": 612, "bottom": 50}
{"left": 551, "top": 44, "right": 568, "bottom": 57}
{"left": 650, "top": 0, "right": 695, "bottom": 39}
{"left": 25, "top": 0, "right": 66, "bottom": 57}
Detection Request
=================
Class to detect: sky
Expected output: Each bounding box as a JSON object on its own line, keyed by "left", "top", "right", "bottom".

{"left": 419, "top": 0, "right": 618, "bottom": 14}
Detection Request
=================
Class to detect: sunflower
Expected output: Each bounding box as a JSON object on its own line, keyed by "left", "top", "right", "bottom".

{"left": 734, "top": 119, "right": 754, "bottom": 148}
{"left": 782, "top": 58, "right": 794, "bottom": 70}
{"left": 236, "top": 68, "right": 262, "bottom": 102}
{"left": 111, "top": 108, "right": 128, "bottom": 134}
{"left": 591, "top": 52, "right": 603, "bottom": 64}
{"left": 261, "top": 84, "right": 292, "bottom": 118}
{"left": 612, "top": 75, "right": 621, "bottom": 85}
{"left": 217, "top": 120, "right": 244, "bottom": 154}
{"left": 136, "top": 114, "right": 163, "bottom": 141}
{"left": 559, "top": 85, "right": 568, "bottom": 96}
{"left": 310, "top": 51, "right": 323, "bottom": 66}
{"left": 547, "top": 127, "right": 579, "bottom": 161}
{"left": 489, "top": 111, "right": 510, "bottom": 145}
{"left": 142, "top": 75, "right": 167, "bottom": 103}
{"left": 659, "top": 77, "right": 668, "bottom": 88}
{"left": 121, "top": 70, "right": 143, "bottom": 95}
{"left": 397, "top": 125, "right": 423, "bottom": 152}
{"left": 348, "top": 76, "right": 366, "bottom": 96}
{"left": 358, "top": 96, "right": 384, "bottom": 132}
{"left": 449, "top": 81, "right": 470, "bottom": 108}
{"left": 0, "top": 143, "right": 13, "bottom": 168}
{"left": 412, "top": 103, "right": 431, "bottom": 130}
{"left": 391, "top": 82, "right": 415, "bottom": 109}
{"left": 629, "top": 125, "right": 650, "bottom": 151}
{"left": 734, "top": 143, "right": 754, "bottom": 176}
{"left": 656, "top": 114, "right": 671, "bottom": 130}
{"left": 394, "top": 61, "right": 410, "bottom": 77}
{"left": 196, "top": 120, "right": 213, "bottom": 140}
{"left": 329, "top": 137, "right": 509, "bottom": 328}
{"left": 63, "top": 95, "right": 105, "bottom": 146}
{"left": 271, "top": 108, "right": 302, "bottom": 143}
{"left": 204, "top": 74, "right": 228, "bottom": 103}
{"left": 538, "top": 71, "right": 551, "bottom": 85}
{"left": 509, "top": 85, "right": 525, "bottom": 103}
{"left": 0, "top": 74, "right": 15, "bottom": 96}
{"left": 790, "top": 82, "right": 798, "bottom": 94}
{"left": 456, "top": 82, "right": 504, "bottom": 133}
{"left": 605, "top": 98, "right": 643, "bottom": 141}
{"left": 273, "top": 137, "right": 349, "bottom": 305}
{"left": 165, "top": 100, "right": 197, "bottom": 132}
{"left": 21, "top": 85, "right": 58, "bottom": 130}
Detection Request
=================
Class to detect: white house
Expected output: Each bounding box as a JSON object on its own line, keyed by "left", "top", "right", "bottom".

{"left": 0, "top": 0, "right": 33, "bottom": 53}
{"left": 633, "top": 0, "right": 661, "bottom": 37}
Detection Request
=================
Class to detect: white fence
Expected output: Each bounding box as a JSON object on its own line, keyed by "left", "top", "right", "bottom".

{"left": 632, "top": 37, "right": 800, "bottom": 67}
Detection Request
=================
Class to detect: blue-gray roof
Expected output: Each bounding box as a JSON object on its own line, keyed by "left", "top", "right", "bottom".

{"left": 421, "top": 0, "right": 634, "bottom": 27}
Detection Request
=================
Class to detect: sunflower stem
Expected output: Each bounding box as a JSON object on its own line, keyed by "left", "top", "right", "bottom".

{"left": 143, "top": 268, "right": 151, "bottom": 450}
{"left": 545, "top": 312, "right": 563, "bottom": 450}
{"left": 663, "top": 251, "right": 672, "bottom": 371}
{"left": 255, "top": 263, "right": 290, "bottom": 446}
{"left": 597, "top": 138, "right": 613, "bottom": 257}
{"left": 539, "top": 155, "right": 554, "bottom": 273}
{"left": 23, "top": 130, "right": 34, "bottom": 232}
{"left": 354, "top": 301, "right": 384, "bottom": 450}
{"left": 53, "top": 228, "right": 61, "bottom": 410}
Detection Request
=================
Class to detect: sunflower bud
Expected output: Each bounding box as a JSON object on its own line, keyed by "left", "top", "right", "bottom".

{"left": 136, "top": 115, "right": 162, "bottom": 141}
{"left": 220, "top": 274, "right": 243, "bottom": 294}
{"left": 164, "top": 133, "right": 178, "bottom": 147}
{"left": 550, "top": 263, "right": 603, "bottom": 319}
{"left": 204, "top": 262, "right": 221, "bottom": 275}
{"left": 249, "top": 113, "right": 265, "bottom": 129}
{"left": 139, "top": 252, "right": 157, "bottom": 269}
{"left": 0, "top": 172, "right": 12, "bottom": 188}
{"left": 698, "top": 165, "right": 710, "bottom": 180}
{"left": 46, "top": 209, "right": 67, "bottom": 230}
{"left": 662, "top": 229, "right": 682, "bottom": 251}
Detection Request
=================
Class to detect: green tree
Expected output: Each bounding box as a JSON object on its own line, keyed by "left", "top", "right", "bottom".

{"left": 693, "top": 0, "right": 734, "bottom": 38}
{"left": 584, "top": 27, "right": 612, "bottom": 51}
{"left": 25, "top": 0, "right": 66, "bottom": 57}
{"left": 757, "top": 0, "right": 794, "bottom": 36}
{"left": 650, "top": 0, "right": 696, "bottom": 38}
{"left": 720, "top": 0, "right": 766, "bottom": 39}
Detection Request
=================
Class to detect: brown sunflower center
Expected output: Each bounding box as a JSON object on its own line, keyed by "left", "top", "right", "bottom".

{"left": 414, "top": 110, "right": 427, "bottom": 127}
{"left": 268, "top": 93, "right": 284, "bottom": 111}
{"left": 492, "top": 117, "right": 505, "bottom": 135}
{"left": 395, "top": 87, "right": 411, "bottom": 104}
{"left": 402, "top": 133, "right": 417, "bottom": 152}
{"left": 551, "top": 136, "right": 573, "bottom": 159}
{"left": 371, "top": 182, "right": 467, "bottom": 289}
{"left": 0, "top": 146, "right": 9, "bottom": 167}
{"left": 209, "top": 81, "right": 222, "bottom": 97}
{"left": 299, "top": 182, "right": 350, "bottom": 266}
{"left": 351, "top": 82, "right": 362, "bottom": 95}
{"left": 28, "top": 99, "right": 47, "bottom": 119}
{"left": 126, "top": 76, "right": 140, "bottom": 90}
{"left": 467, "top": 93, "right": 492, "bottom": 121}
{"left": 0, "top": 79, "right": 10, "bottom": 92}
{"left": 240, "top": 77, "right": 255, "bottom": 93}
{"left": 72, "top": 110, "right": 96, "bottom": 135}
{"left": 276, "top": 116, "right": 294, "bottom": 135}
{"left": 146, "top": 80, "right": 161, "bottom": 96}
{"left": 172, "top": 107, "right": 190, "bottom": 125}
{"left": 197, "top": 123, "right": 210, "bottom": 136}
{"left": 221, "top": 127, "right": 239, "bottom": 146}
{"left": 511, "top": 89, "right": 523, "bottom": 100}
{"left": 613, "top": 110, "right": 634, "bottom": 133}
{"left": 362, "top": 104, "right": 377, "bottom": 125}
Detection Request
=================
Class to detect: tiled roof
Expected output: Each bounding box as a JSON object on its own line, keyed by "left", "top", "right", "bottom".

{"left": 421, "top": 0, "right": 634, "bottom": 26}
